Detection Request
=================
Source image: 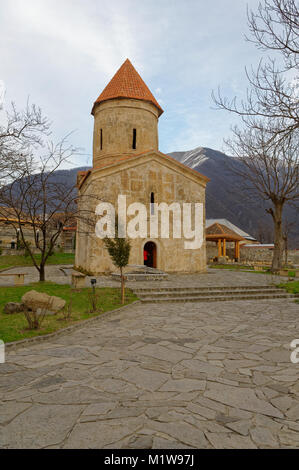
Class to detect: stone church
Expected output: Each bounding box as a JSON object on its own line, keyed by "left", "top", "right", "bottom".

{"left": 75, "top": 59, "right": 209, "bottom": 274}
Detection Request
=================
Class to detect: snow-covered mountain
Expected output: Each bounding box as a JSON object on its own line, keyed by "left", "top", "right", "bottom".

{"left": 169, "top": 147, "right": 298, "bottom": 247}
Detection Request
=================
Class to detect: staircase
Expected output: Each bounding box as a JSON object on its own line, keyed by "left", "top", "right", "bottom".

{"left": 133, "top": 285, "right": 298, "bottom": 303}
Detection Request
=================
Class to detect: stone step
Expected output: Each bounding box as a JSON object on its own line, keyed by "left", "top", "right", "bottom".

{"left": 133, "top": 285, "right": 279, "bottom": 293}
{"left": 139, "top": 293, "right": 297, "bottom": 303}
{"left": 136, "top": 288, "right": 286, "bottom": 299}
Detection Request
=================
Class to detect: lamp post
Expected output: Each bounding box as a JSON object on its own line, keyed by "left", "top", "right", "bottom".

{"left": 90, "top": 278, "right": 97, "bottom": 312}
{"left": 90, "top": 278, "right": 97, "bottom": 294}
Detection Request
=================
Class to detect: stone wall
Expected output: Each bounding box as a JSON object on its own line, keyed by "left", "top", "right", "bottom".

{"left": 207, "top": 241, "right": 299, "bottom": 265}
{"left": 76, "top": 154, "right": 207, "bottom": 274}
{"left": 240, "top": 247, "right": 299, "bottom": 264}
{"left": 93, "top": 99, "right": 159, "bottom": 168}
{"left": 0, "top": 222, "right": 74, "bottom": 253}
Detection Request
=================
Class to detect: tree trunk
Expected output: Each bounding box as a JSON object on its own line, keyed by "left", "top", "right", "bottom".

{"left": 39, "top": 263, "right": 46, "bottom": 282}
{"left": 284, "top": 236, "right": 288, "bottom": 266}
{"left": 120, "top": 267, "right": 125, "bottom": 305}
{"left": 271, "top": 202, "right": 284, "bottom": 273}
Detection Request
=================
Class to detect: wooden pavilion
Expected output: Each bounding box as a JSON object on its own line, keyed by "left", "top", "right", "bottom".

{"left": 206, "top": 222, "right": 244, "bottom": 261}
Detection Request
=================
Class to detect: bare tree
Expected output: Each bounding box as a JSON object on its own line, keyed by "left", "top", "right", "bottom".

{"left": 212, "top": 0, "right": 299, "bottom": 272}
{"left": 213, "top": 0, "right": 298, "bottom": 144}
{"left": 225, "top": 129, "right": 298, "bottom": 271}
{"left": 255, "top": 218, "right": 274, "bottom": 243}
{"left": 0, "top": 135, "right": 79, "bottom": 280}
{"left": 0, "top": 101, "right": 50, "bottom": 187}
{"left": 246, "top": 0, "right": 298, "bottom": 68}
{"left": 283, "top": 216, "right": 298, "bottom": 265}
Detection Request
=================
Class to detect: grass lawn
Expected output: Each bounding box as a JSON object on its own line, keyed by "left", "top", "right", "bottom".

{"left": 0, "top": 282, "right": 137, "bottom": 343}
{"left": 278, "top": 280, "right": 299, "bottom": 295}
{"left": 0, "top": 252, "right": 75, "bottom": 271}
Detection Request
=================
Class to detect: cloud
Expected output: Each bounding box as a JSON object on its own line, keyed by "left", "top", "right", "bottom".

{"left": 1, "top": 0, "right": 262, "bottom": 160}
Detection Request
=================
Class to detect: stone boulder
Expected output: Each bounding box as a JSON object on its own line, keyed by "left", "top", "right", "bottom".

{"left": 3, "top": 302, "right": 24, "bottom": 314}
{"left": 21, "top": 290, "right": 66, "bottom": 313}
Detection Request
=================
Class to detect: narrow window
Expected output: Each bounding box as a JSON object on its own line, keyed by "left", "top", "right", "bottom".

{"left": 150, "top": 192, "right": 154, "bottom": 215}
{"left": 100, "top": 129, "right": 103, "bottom": 150}
{"left": 132, "top": 128, "right": 137, "bottom": 149}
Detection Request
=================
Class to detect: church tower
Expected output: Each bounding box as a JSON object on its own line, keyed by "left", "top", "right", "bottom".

{"left": 91, "top": 59, "right": 163, "bottom": 167}
{"left": 76, "top": 59, "right": 208, "bottom": 274}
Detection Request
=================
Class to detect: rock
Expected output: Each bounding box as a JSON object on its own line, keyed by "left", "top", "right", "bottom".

{"left": 3, "top": 302, "right": 24, "bottom": 314}
{"left": 22, "top": 290, "right": 66, "bottom": 312}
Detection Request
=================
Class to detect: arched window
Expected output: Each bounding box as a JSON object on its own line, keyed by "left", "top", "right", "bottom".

{"left": 100, "top": 129, "right": 103, "bottom": 150}
{"left": 150, "top": 192, "right": 154, "bottom": 215}
{"left": 132, "top": 128, "right": 137, "bottom": 149}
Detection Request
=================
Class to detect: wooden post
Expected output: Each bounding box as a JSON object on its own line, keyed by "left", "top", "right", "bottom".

{"left": 237, "top": 241, "right": 240, "bottom": 260}
{"left": 218, "top": 239, "right": 222, "bottom": 258}
{"left": 223, "top": 238, "right": 226, "bottom": 257}
{"left": 234, "top": 241, "right": 238, "bottom": 260}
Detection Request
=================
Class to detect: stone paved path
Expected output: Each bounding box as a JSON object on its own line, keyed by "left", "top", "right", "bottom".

{"left": 1, "top": 297, "right": 299, "bottom": 448}
{"left": 0, "top": 265, "right": 287, "bottom": 287}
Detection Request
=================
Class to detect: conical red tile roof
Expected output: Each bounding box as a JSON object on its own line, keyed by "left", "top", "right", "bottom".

{"left": 92, "top": 59, "right": 163, "bottom": 116}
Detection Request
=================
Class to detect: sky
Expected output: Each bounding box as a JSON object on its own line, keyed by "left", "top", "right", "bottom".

{"left": 0, "top": 0, "right": 263, "bottom": 168}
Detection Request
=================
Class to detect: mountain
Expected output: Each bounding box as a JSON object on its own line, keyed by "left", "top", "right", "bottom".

{"left": 169, "top": 147, "right": 298, "bottom": 247}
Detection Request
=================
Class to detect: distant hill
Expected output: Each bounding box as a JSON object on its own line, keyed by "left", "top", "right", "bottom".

{"left": 168, "top": 147, "right": 298, "bottom": 247}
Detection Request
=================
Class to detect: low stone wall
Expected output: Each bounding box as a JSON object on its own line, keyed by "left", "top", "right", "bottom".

{"left": 240, "top": 247, "right": 299, "bottom": 265}
{"left": 207, "top": 242, "right": 299, "bottom": 265}
{"left": 240, "top": 247, "right": 273, "bottom": 264}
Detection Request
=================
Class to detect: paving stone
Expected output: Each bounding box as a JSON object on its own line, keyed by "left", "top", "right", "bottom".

{"left": 148, "top": 420, "right": 208, "bottom": 448}
{"left": 0, "top": 402, "right": 31, "bottom": 425}
{"left": 1, "top": 277, "right": 299, "bottom": 449}
{"left": 225, "top": 420, "right": 251, "bottom": 436}
{"left": 253, "top": 371, "right": 269, "bottom": 386}
{"left": 181, "top": 359, "right": 223, "bottom": 377}
{"left": 277, "top": 430, "right": 299, "bottom": 448}
{"left": 204, "top": 382, "right": 283, "bottom": 418}
{"left": 270, "top": 396, "right": 293, "bottom": 412}
{"left": 0, "top": 404, "right": 83, "bottom": 448}
{"left": 205, "top": 432, "right": 257, "bottom": 449}
{"left": 254, "top": 414, "right": 283, "bottom": 431}
{"left": 119, "top": 366, "right": 168, "bottom": 392}
{"left": 63, "top": 421, "right": 137, "bottom": 448}
{"left": 82, "top": 403, "right": 117, "bottom": 416}
{"left": 194, "top": 395, "right": 227, "bottom": 413}
{"left": 33, "top": 387, "right": 110, "bottom": 404}
{"left": 250, "top": 427, "right": 278, "bottom": 447}
{"left": 152, "top": 437, "right": 194, "bottom": 449}
{"left": 187, "top": 402, "right": 216, "bottom": 419}
{"left": 126, "top": 435, "right": 153, "bottom": 449}
{"left": 159, "top": 379, "right": 206, "bottom": 393}
{"left": 285, "top": 404, "right": 299, "bottom": 420}
{"left": 134, "top": 344, "right": 192, "bottom": 363}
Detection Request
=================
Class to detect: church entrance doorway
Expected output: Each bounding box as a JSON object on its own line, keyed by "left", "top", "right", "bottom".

{"left": 144, "top": 241, "right": 157, "bottom": 268}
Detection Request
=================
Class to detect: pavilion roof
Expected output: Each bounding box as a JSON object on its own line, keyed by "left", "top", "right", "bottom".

{"left": 206, "top": 222, "right": 244, "bottom": 241}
